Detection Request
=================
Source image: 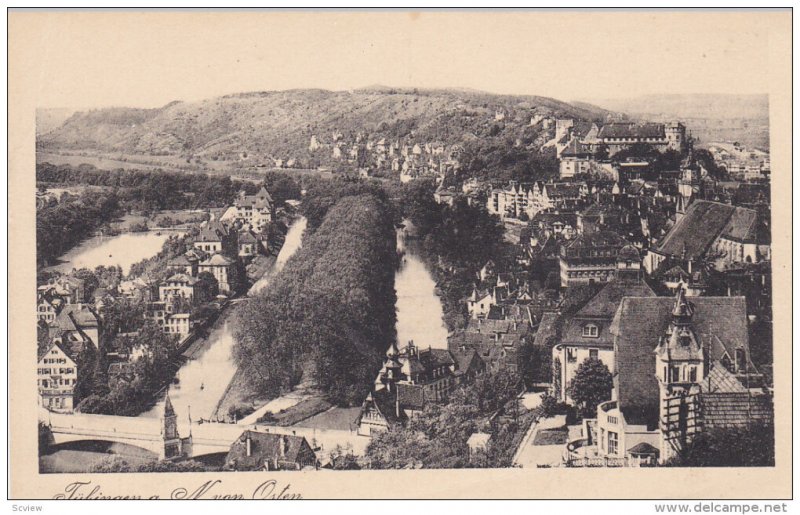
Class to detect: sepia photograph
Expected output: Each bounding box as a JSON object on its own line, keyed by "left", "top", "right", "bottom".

{"left": 7, "top": 7, "right": 793, "bottom": 502}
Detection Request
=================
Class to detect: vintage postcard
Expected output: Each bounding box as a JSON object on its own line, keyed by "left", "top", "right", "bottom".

{"left": 7, "top": 8, "right": 793, "bottom": 500}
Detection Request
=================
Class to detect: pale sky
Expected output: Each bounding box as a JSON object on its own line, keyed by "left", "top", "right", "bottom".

{"left": 13, "top": 10, "right": 784, "bottom": 109}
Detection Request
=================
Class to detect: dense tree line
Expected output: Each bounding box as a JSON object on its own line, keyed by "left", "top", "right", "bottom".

{"left": 37, "top": 162, "right": 259, "bottom": 213}
{"left": 233, "top": 193, "right": 397, "bottom": 406}
{"left": 37, "top": 189, "right": 121, "bottom": 266}
{"left": 458, "top": 140, "right": 560, "bottom": 185}
{"left": 300, "top": 176, "right": 395, "bottom": 231}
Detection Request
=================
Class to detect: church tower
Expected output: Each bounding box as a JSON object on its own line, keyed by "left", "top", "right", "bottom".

{"left": 162, "top": 395, "right": 182, "bottom": 459}
{"left": 655, "top": 289, "right": 705, "bottom": 462}
{"left": 676, "top": 150, "right": 700, "bottom": 223}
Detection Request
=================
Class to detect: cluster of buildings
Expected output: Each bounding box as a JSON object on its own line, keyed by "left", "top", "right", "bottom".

{"left": 707, "top": 142, "right": 770, "bottom": 182}
{"left": 37, "top": 188, "right": 277, "bottom": 413}
{"left": 310, "top": 132, "right": 464, "bottom": 183}
{"left": 356, "top": 260, "right": 549, "bottom": 436}
{"left": 387, "top": 118, "right": 773, "bottom": 465}
{"left": 554, "top": 119, "right": 686, "bottom": 179}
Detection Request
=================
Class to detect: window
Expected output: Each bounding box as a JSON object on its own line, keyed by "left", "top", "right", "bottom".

{"left": 583, "top": 324, "right": 599, "bottom": 338}
{"left": 567, "top": 347, "right": 578, "bottom": 363}
{"left": 670, "top": 366, "right": 681, "bottom": 383}
{"left": 689, "top": 367, "right": 697, "bottom": 382}
{"left": 589, "top": 349, "right": 599, "bottom": 360}
{"left": 608, "top": 431, "right": 618, "bottom": 456}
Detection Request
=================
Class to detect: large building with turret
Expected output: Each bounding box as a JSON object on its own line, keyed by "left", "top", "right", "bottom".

{"left": 567, "top": 290, "right": 772, "bottom": 466}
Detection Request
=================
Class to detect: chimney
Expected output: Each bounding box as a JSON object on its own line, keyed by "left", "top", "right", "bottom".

{"left": 281, "top": 435, "right": 289, "bottom": 458}
{"left": 246, "top": 433, "right": 252, "bottom": 457}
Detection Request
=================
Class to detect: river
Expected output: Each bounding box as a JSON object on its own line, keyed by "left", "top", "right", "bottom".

{"left": 238, "top": 220, "right": 449, "bottom": 425}
{"left": 47, "top": 231, "right": 181, "bottom": 276}
{"left": 140, "top": 216, "right": 308, "bottom": 422}
{"left": 395, "top": 225, "right": 449, "bottom": 350}
{"left": 249, "top": 217, "right": 307, "bottom": 295}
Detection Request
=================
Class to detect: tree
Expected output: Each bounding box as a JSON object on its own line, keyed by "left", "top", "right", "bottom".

{"left": 517, "top": 340, "right": 551, "bottom": 388}
{"left": 567, "top": 358, "right": 613, "bottom": 417}
{"left": 666, "top": 422, "right": 774, "bottom": 467}
{"left": 263, "top": 171, "right": 302, "bottom": 207}
{"left": 197, "top": 271, "right": 219, "bottom": 299}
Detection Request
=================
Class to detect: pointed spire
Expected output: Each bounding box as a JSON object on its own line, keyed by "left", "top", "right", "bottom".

{"left": 672, "top": 287, "right": 693, "bottom": 320}
{"left": 164, "top": 394, "right": 175, "bottom": 417}
{"left": 386, "top": 340, "right": 400, "bottom": 359}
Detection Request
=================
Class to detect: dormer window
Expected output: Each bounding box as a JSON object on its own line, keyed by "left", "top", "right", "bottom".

{"left": 582, "top": 324, "right": 599, "bottom": 338}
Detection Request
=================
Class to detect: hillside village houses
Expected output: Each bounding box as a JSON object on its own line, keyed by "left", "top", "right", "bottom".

{"left": 37, "top": 186, "right": 277, "bottom": 413}
{"left": 220, "top": 186, "right": 275, "bottom": 232}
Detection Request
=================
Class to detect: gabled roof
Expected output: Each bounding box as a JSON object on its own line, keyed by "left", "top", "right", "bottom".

{"left": 54, "top": 304, "right": 99, "bottom": 330}
{"left": 653, "top": 200, "right": 760, "bottom": 259}
{"left": 575, "top": 280, "right": 656, "bottom": 319}
{"left": 545, "top": 183, "right": 583, "bottom": 198}
{"left": 561, "top": 280, "right": 655, "bottom": 347}
{"left": 38, "top": 338, "right": 78, "bottom": 363}
{"left": 201, "top": 254, "right": 235, "bottom": 266}
{"left": 164, "top": 273, "right": 199, "bottom": 285}
{"left": 238, "top": 231, "right": 258, "bottom": 244}
{"left": 226, "top": 430, "right": 313, "bottom": 469}
{"left": 532, "top": 312, "right": 560, "bottom": 348}
{"left": 701, "top": 361, "right": 747, "bottom": 394}
{"left": 168, "top": 254, "right": 193, "bottom": 267}
{"left": 561, "top": 137, "right": 592, "bottom": 158}
{"left": 419, "top": 348, "right": 455, "bottom": 369}
{"left": 451, "top": 348, "right": 484, "bottom": 376}
{"left": 563, "top": 230, "right": 627, "bottom": 251}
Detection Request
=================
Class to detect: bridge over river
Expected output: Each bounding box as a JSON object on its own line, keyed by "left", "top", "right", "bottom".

{"left": 42, "top": 408, "right": 369, "bottom": 462}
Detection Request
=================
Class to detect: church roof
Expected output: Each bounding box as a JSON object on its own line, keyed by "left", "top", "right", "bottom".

{"left": 653, "top": 200, "right": 760, "bottom": 259}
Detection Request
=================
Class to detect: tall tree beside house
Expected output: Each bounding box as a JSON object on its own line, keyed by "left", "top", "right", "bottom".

{"left": 567, "top": 358, "right": 613, "bottom": 418}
